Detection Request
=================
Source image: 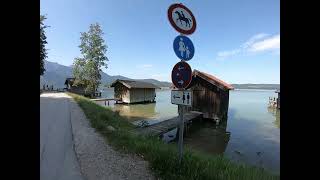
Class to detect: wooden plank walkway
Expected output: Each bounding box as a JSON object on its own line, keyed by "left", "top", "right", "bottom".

{"left": 91, "top": 98, "right": 122, "bottom": 106}
{"left": 133, "top": 111, "right": 203, "bottom": 136}
{"left": 91, "top": 98, "right": 120, "bottom": 101}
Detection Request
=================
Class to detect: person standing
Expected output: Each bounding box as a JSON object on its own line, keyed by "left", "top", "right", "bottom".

{"left": 187, "top": 93, "right": 190, "bottom": 104}
{"left": 186, "top": 46, "right": 190, "bottom": 59}
{"left": 178, "top": 38, "right": 185, "bottom": 58}
{"left": 182, "top": 94, "right": 185, "bottom": 104}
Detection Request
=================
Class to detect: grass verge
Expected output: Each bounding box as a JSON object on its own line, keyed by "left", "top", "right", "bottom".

{"left": 68, "top": 93, "right": 279, "bottom": 180}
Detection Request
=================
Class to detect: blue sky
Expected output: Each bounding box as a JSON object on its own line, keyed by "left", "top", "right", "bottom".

{"left": 40, "top": 0, "right": 279, "bottom": 84}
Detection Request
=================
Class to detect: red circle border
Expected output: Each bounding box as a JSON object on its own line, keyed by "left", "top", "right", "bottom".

{"left": 168, "top": 3, "right": 197, "bottom": 35}
{"left": 171, "top": 61, "right": 193, "bottom": 89}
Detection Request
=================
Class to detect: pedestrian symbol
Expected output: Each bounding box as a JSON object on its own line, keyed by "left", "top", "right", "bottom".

{"left": 173, "top": 35, "right": 194, "bottom": 61}
{"left": 187, "top": 92, "right": 190, "bottom": 104}
{"left": 171, "top": 90, "right": 192, "bottom": 106}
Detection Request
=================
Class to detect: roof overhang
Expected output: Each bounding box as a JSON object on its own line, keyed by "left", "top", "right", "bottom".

{"left": 193, "top": 70, "right": 234, "bottom": 91}
{"left": 110, "top": 79, "right": 160, "bottom": 89}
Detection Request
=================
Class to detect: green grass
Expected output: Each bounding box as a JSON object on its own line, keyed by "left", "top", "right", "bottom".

{"left": 68, "top": 93, "right": 279, "bottom": 180}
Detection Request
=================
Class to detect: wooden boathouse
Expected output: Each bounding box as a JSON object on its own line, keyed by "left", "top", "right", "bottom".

{"left": 185, "top": 70, "right": 234, "bottom": 121}
{"left": 64, "top": 77, "right": 101, "bottom": 97}
{"left": 64, "top": 78, "right": 85, "bottom": 95}
{"left": 134, "top": 70, "right": 233, "bottom": 138}
{"left": 268, "top": 89, "right": 280, "bottom": 109}
{"left": 110, "top": 79, "right": 160, "bottom": 104}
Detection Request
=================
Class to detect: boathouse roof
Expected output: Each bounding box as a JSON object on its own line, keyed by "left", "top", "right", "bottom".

{"left": 192, "top": 70, "right": 234, "bottom": 90}
{"left": 64, "top": 77, "right": 75, "bottom": 85}
{"left": 110, "top": 79, "right": 160, "bottom": 89}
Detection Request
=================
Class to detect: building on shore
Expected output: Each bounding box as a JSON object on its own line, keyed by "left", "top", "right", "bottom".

{"left": 268, "top": 89, "right": 280, "bottom": 109}
{"left": 184, "top": 70, "right": 234, "bottom": 121}
{"left": 276, "top": 89, "right": 280, "bottom": 109}
{"left": 64, "top": 78, "right": 101, "bottom": 97}
{"left": 110, "top": 79, "right": 160, "bottom": 104}
{"left": 64, "top": 78, "right": 86, "bottom": 95}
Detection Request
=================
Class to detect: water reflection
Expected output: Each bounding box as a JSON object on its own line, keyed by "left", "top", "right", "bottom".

{"left": 225, "top": 109, "right": 280, "bottom": 174}
{"left": 184, "top": 120, "right": 231, "bottom": 155}
{"left": 160, "top": 119, "right": 231, "bottom": 155}
{"left": 98, "top": 88, "right": 279, "bottom": 173}
{"left": 113, "top": 103, "right": 157, "bottom": 121}
{"left": 94, "top": 99, "right": 159, "bottom": 124}
{"left": 98, "top": 88, "right": 177, "bottom": 125}
{"left": 267, "top": 107, "right": 280, "bottom": 128}
{"left": 161, "top": 119, "right": 231, "bottom": 154}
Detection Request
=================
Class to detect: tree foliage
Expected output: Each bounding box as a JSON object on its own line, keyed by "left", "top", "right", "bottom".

{"left": 73, "top": 23, "right": 108, "bottom": 96}
{"left": 40, "top": 15, "right": 48, "bottom": 76}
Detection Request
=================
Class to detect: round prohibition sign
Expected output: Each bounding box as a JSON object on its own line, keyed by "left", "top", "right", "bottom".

{"left": 171, "top": 61, "right": 193, "bottom": 89}
{"left": 167, "top": 3, "right": 197, "bottom": 35}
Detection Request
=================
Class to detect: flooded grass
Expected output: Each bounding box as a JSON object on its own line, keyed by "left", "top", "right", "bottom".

{"left": 69, "top": 93, "right": 279, "bottom": 180}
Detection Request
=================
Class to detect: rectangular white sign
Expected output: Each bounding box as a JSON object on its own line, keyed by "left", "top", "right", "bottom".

{"left": 171, "top": 90, "right": 192, "bottom": 106}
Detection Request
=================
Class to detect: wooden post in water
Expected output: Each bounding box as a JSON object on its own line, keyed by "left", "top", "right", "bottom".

{"left": 178, "top": 105, "right": 185, "bottom": 164}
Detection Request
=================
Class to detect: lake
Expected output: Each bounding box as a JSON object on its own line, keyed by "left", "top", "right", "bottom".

{"left": 98, "top": 88, "right": 280, "bottom": 174}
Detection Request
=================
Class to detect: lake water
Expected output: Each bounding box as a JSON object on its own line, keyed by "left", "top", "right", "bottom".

{"left": 98, "top": 88, "right": 280, "bottom": 174}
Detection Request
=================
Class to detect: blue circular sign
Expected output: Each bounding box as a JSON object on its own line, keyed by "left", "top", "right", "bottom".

{"left": 173, "top": 35, "right": 195, "bottom": 61}
{"left": 171, "top": 61, "right": 192, "bottom": 89}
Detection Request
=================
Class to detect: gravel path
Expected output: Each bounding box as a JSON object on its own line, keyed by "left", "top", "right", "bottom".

{"left": 69, "top": 94, "right": 156, "bottom": 180}
{"left": 40, "top": 93, "right": 84, "bottom": 180}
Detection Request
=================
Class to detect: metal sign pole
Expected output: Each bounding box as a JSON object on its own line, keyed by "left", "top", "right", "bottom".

{"left": 168, "top": 3, "right": 196, "bottom": 165}
{"left": 178, "top": 104, "right": 185, "bottom": 163}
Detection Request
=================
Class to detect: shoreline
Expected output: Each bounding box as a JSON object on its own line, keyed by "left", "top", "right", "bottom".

{"left": 233, "top": 88, "right": 278, "bottom": 91}
{"left": 68, "top": 93, "right": 279, "bottom": 180}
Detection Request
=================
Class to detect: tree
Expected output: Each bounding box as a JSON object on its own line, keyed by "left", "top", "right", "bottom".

{"left": 40, "top": 15, "right": 48, "bottom": 76}
{"left": 73, "top": 23, "right": 108, "bottom": 96}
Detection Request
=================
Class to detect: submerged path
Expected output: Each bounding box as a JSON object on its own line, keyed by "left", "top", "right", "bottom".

{"left": 134, "top": 111, "right": 203, "bottom": 136}
{"left": 40, "top": 93, "right": 84, "bottom": 180}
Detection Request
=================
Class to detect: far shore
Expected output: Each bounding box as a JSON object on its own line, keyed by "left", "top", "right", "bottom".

{"left": 102, "top": 87, "right": 277, "bottom": 91}
{"left": 233, "top": 88, "right": 278, "bottom": 91}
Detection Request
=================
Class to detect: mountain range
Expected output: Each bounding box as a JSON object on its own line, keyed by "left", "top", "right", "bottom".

{"left": 40, "top": 60, "right": 279, "bottom": 90}
{"left": 231, "top": 84, "right": 280, "bottom": 90}
{"left": 40, "top": 60, "right": 172, "bottom": 88}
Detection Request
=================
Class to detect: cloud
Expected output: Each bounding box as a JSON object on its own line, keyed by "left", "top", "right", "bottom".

{"left": 248, "top": 34, "right": 280, "bottom": 52}
{"left": 136, "top": 64, "right": 153, "bottom": 69}
{"left": 217, "top": 33, "right": 280, "bottom": 59}
{"left": 240, "top": 33, "right": 269, "bottom": 49}
{"left": 217, "top": 49, "right": 241, "bottom": 58}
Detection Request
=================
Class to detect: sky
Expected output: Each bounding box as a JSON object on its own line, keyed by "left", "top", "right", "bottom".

{"left": 40, "top": 0, "right": 280, "bottom": 84}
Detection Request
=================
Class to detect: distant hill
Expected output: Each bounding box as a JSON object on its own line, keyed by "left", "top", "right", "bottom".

{"left": 108, "top": 78, "right": 172, "bottom": 88}
{"left": 231, "top": 84, "right": 280, "bottom": 90}
{"left": 136, "top": 79, "right": 172, "bottom": 88}
{"left": 40, "top": 61, "right": 73, "bottom": 88}
{"left": 40, "top": 60, "right": 172, "bottom": 88}
{"left": 104, "top": 78, "right": 172, "bottom": 88}
{"left": 41, "top": 61, "right": 278, "bottom": 90}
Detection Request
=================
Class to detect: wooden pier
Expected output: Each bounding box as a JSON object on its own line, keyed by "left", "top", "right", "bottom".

{"left": 91, "top": 98, "right": 121, "bottom": 106}
{"left": 268, "top": 90, "right": 280, "bottom": 109}
{"left": 93, "top": 91, "right": 102, "bottom": 97}
{"left": 133, "top": 111, "right": 203, "bottom": 137}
